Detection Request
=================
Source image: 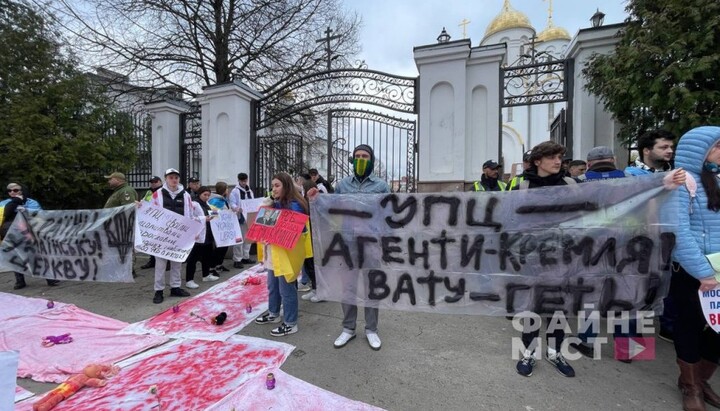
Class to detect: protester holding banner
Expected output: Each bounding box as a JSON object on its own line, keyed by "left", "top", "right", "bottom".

{"left": 230, "top": 173, "right": 255, "bottom": 269}
{"left": 185, "top": 186, "right": 219, "bottom": 289}
{"left": 148, "top": 168, "right": 193, "bottom": 304}
{"left": 669, "top": 126, "right": 720, "bottom": 411}
{"left": 331, "top": 144, "right": 390, "bottom": 351}
{"left": 1, "top": 183, "right": 59, "bottom": 290}
{"left": 515, "top": 141, "right": 577, "bottom": 378}
{"left": 254, "top": 172, "right": 310, "bottom": 337}
{"left": 209, "top": 181, "right": 231, "bottom": 274}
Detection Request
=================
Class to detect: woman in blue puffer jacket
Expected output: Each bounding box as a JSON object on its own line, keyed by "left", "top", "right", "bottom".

{"left": 672, "top": 126, "right": 720, "bottom": 411}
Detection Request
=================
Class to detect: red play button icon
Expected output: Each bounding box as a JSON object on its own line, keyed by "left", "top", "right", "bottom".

{"left": 614, "top": 337, "right": 656, "bottom": 361}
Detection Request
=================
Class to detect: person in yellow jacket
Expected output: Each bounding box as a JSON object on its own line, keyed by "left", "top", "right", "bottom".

{"left": 472, "top": 160, "right": 506, "bottom": 191}
{"left": 254, "top": 172, "right": 311, "bottom": 337}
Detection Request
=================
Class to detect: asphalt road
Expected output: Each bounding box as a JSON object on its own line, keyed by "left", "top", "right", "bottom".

{"left": 8, "top": 256, "right": 691, "bottom": 411}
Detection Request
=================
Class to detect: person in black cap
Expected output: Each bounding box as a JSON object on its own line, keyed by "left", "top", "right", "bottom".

{"left": 146, "top": 168, "right": 193, "bottom": 304}
{"left": 508, "top": 150, "right": 533, "bottom": 190}
{"left": 140, "top": 176, "right": 164, "bottom": 270}
{"left": 188, "top": 177, "right": 201, "bottom": 201}
{"left": 472, "top": 160, "right": 506, "bottom": 191}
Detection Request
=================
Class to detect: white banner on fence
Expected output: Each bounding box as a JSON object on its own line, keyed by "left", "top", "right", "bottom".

{"left": 134, "top": 205, "right": 203, "bottom": 262}
{"left": 310, "top": 173, "right": 679, "bottom": 316}
{"left": 0, "top": 205, "right": 135, "bottom": 282}
{"left": 210, "top": 210, "right": 243, "bottom": 247}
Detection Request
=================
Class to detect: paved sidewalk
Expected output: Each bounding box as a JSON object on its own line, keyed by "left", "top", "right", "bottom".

{"left": 6, "top": 258, "right": 693, "bottom": 410}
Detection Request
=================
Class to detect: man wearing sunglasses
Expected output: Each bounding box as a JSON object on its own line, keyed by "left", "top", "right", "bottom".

{"left": 0, "top": 183, "right": 59, "bottom": 289}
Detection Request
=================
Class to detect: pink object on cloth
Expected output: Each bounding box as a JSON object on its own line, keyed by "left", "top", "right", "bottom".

{"left": 207, "top": 368, "right": 387, "bottom": 411}
{"left": 120, "top": 265, "right": 269, "bottom": 341}
{"left": 0, "top": 292, "right": 69, "bottom": 322}
{"left": 15, "top": 335, "right": 294, "bottom": 411}
{"left": 0, "top": 304, "right": 168, "bottom": 383}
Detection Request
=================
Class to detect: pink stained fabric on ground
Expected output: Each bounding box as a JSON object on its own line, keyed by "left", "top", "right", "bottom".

{"left": 207, "top": 368, "right": 386, "bottom": 411}
{"left": 15, "top": 335, "right": 294, "bottom": 411}
{"left": 120, "top": 265, "right": 269, "bottom": 341}
{"left": 0, "top": 292, "right": 69, "bottom": 322}
{"left": 0, "top": 304, "right": 168, "bottom": 383}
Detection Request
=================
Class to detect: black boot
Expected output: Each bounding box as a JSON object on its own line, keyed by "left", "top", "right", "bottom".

{"left": 14, "top": 273, "right": 26, "bottom": 290}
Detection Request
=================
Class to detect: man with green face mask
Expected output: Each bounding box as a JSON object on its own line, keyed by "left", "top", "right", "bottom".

{"left": 332, "top": 144, "right": 390, "bottom": 351}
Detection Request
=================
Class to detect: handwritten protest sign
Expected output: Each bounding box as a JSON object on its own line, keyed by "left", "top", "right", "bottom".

{"left": 699, "top": 287, "right": 720, "bottom": 332}
{"left": 210, "top": 210, "right": 243, "bottom": 247}
{"left": 134, "top": 205, "right": 203, "bottom": 262}
{"left": 247, "top": 207, "right": 309, "bottom": 249}
{"left": 0, "top": 205, "right": 135, "bottom": 282}
{"left": 310, "top": 173, "right": 678, "bottom": 316}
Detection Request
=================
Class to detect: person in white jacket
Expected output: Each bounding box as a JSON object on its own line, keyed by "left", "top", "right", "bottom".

{"left": 147, "top": 168, "right": 193, "bottom": 304}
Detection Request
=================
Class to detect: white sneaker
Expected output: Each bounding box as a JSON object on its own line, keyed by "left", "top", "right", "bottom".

{"left": 366, "top": 332, "right": 382, "bottom": 350}
{"left": 186, "top": 280, "right": 199, "bottom": 289}
{"left": 310, "top": 294, "right": 324, "bottom": 303}
{"left": 301, "top": 290, "right": 316, "bottom": 301}
{"left": 203, "top": 275, "right": 219, "bottom": 282}
{"left": 298, "top": 283, "right": 311, "bottom": 292}
{"left": 333, "top": 330, "right": 356, "bottom": 348}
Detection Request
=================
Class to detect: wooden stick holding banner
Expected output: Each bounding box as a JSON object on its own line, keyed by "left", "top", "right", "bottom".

{"left": 134, "top": 205, "right": 203, "bottom": 262}
{"left": 209, "top": 210, "right": 244, "bottom": 247}
{"left": 246, "top": 207, "right": 308, "bottom": 249}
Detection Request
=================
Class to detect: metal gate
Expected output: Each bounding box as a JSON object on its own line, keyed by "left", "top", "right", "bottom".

{"left": 180, "top": 105, "right": 202, "bottom": 184}
{"left": 500, "top": 51, "right": 574, "bottom": 157}
{"left": 251, "top": 67, "right": 417, "bottom": 194}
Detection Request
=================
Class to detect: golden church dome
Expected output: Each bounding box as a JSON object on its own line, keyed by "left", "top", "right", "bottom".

{"left": 537, "top": 20, "right": 571, "bottom": 42}
{"left": 484, "top": 0, "right": 534, "bottom": 38}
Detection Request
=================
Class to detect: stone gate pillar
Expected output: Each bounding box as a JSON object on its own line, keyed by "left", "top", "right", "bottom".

{"left": 414, "top": 39, "right": 506, "bottom": 192}
{"left": 198, "top": 81, "right": 263, "bottom": 186}
{"left": 146, "top": 99, "right": 189, "bottom": 179}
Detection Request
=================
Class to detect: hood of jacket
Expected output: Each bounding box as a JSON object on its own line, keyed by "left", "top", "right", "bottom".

{"left": 675, "top": 126, "right": 720, "bottom": 175}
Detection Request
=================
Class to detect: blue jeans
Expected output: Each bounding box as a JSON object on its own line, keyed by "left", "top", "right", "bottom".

{"left": 267, "top": 269, "right": 298, "bottom": 326}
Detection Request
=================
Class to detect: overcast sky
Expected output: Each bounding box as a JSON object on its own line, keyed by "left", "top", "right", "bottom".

{"left": 341, "top": 0, "right": 629, "bottom": 75}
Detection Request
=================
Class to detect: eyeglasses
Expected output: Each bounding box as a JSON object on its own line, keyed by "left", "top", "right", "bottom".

{"left": 8, "top": 189, "right": 20, "bottom": 193}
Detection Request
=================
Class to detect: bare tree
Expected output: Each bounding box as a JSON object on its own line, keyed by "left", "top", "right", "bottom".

{"left": 44, "top": 0, "right": 361, "bottom": 97}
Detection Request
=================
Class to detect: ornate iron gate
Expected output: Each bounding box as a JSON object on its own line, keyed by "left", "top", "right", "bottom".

{"left": 180, "top": 105, "right": 202, "bottom": 184}
{"left": 251, "top": 68, "right": 417, "bottom": 194}
{"left": 500, "top": 54, "right": 574, "bottom": 157}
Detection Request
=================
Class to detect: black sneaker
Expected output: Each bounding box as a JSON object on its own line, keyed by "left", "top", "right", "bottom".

{"left": 233, "top": 261, "right": 244, "bottom": 269}
{"left": 169, "top": 287, "right": 190, "bottom": 297}
{"left": 255, "top": 313, "right": 281, "bottom": 324}
{"left": 516, "top": 355, "right": 536, "bottom": 377}
{"left": 46, "top": 280, "right": 60, "bottom": 286}
{"left": 241, "top": 259, "right": 255, "bottom": 265}
{"left": 270, "top": 323, "right": 298, "bottom": 337}
{"left": 569, "top": 341, "right": 594, "bottom": 358}
{"left": 153, "top": 291, "right": 164, "bottom": 304}
{"left": 546, "top": 352, "right": 575, "bottom": 377}
{"left": 216, "top": 265, "right": 230, "bottom": 272}
{"left": 658, "top": 328, "right": 674, "bottom": 343}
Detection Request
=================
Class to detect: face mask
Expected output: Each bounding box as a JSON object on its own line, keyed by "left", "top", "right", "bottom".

{"left": 353, "top": 158, "right": 373, "bottom": 178}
